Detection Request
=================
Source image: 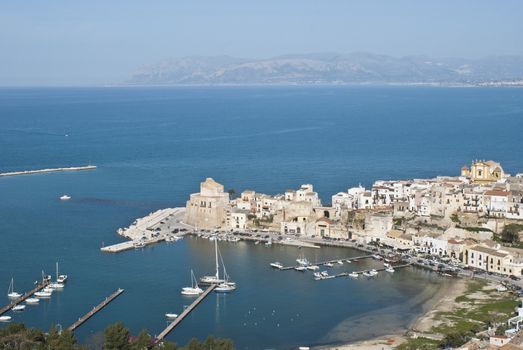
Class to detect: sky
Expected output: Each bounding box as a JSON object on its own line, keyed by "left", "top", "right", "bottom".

{"left": 1, "top": 0, "right": 522, "bottom": 86}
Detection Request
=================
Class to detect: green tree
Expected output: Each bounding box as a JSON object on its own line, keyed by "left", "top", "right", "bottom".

{"left": 104, "top": 321, "right": 130, "bottom": 350}
{"left": 184, "top": 338, "right": 202, "bottom": 350}
{"left": 131, "top": 329, "right": 151, "bottom": 350}
{"left": 500, "top": 224, "right": 523, "bottom": 244}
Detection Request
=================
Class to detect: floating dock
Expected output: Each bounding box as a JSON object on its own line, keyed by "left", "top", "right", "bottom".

{"left": 0, "top": 281, "right": 49, "bottom": 316}
{"left": 156, "top": 284, "right": 217, "bottom": 341}
{"left": 315, "top": 263, "right": 412, "bottom": 280}
{"left": 67, "top": 288, "right": 124, "bottom": 332}
{"left": 279, "top": 254, "right": 374, "bottom": 270}
{"left": 0, "top": 165, "right": 97, "bottom": 177}
{"left": 100, "top": 236, "right": 166, "bottom": 253}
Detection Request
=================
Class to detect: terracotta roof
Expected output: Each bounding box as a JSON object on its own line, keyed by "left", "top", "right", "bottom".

{"left": 469, "top": 245, "right": 509, "bottom": 258}
{"left": 484, "top": 190, "right": 510, "bottom": 196}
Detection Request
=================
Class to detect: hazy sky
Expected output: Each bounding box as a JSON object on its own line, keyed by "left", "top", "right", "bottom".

{"left": 1, "top": 0, "right": 522, "bottom": 86}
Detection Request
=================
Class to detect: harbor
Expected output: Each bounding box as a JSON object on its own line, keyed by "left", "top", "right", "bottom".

{"left": 0, "top": 281, "right": 49, "bottom": 317}
{"left": 0, "top": 165, "right": 97, "bottom": 177}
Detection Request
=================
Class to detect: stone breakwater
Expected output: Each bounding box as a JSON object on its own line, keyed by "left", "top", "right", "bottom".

{"left": 0, "top": 165, "right": 97, "bottom": 177}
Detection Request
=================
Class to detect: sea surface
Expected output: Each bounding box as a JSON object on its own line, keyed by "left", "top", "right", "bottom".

{"left": 0, "top": 86, "right": 522, "bottom": 349}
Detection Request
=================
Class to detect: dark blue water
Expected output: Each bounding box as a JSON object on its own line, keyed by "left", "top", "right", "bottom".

{"left": 0, "top": 86, "right": 522, "bottom": 349}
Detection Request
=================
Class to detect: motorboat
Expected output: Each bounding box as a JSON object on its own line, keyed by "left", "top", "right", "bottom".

{"left": 383, "top": 262, "right": 391, "bottom": 268}
{"left": 320, "top": 271, "right": 329, "bottom": 277}
{"left": 306, "top": 265, "right": 319, "bottom": 271}
{"left": 181, "top": 270, "right": 203, "bottom": 296}
{"left": 294, "top": 266, "right": 307, "bottom": 272}
{"left": 337, "top": 260, "right": 344, "bottom": 265}
{"left": 313, "top": 272, "right": 322, "bottom": 279}
{"left": 34, "top": 291, "right": 52, "bottom": 298}
{"left": 370, "top": 269, "right": 378, "bottom": 276}
{"left": 372, "top": 254, "right": 382, "bottom": 260}
{"left": 57, "top": 275, "right": 68, "bottom": 283}
{"left": 48, "top": 282, "right": 64, "bottom": 289}
{"left": 133, "top": 240, "right": 146, "bottom": 249}
{"left": 166, "top": 235, "right": 183, "bottom": 242}
{"left": 265, "top": 239, "right": 272, "bottom": 246}
{"left": 386, "top": 267, "right": 395, "bottom": 273}
{"left": 345, "top": 259, "right": 352, "bottom": 263}
{"left": 348, "top": 272, "right": 359, "bottom": 278}
{"left": 7, "top": 278, "right": 21, "bottom": 299}
{"left": 12, "top": 305, "right": 25, "bottom": 312}
{"left": 165, "top": 313, "right": 178, "bottom": 319}
{"left": 43, "top": 287, "right": 54, "bottom": 293}
{"left": 0, "top": 316, "right": 11, "bottom": 322}
{"left": 324, "top": 262, "right": 334, "bottom": 268}
{"left": 296, "top": 253, "right": 310, "bottom": 266}
{"left": 270, "top": 262, "right": 283, "bottom": 269}
{"left": 362, "top": 271, "right": 373, "bottom": 277}
{"left": 26, "top": 298, "right": 39, "bottom": 304}
{"left": 60, "top": 195, "right": 71, "bottom": 201}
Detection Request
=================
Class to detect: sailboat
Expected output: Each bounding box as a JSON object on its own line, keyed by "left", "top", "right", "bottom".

{"left": 48, "top": 262, "right": 65, "bottom": 289}
{"left": 181, "top": 270, "right": 203, "bottom": 296}
{"left": 200, "top": 239, "right": 226, "bottom": 285}
{"left": 7, "top": 278, "right": 21, "bottom": 299}
{"left": 214, "top": 249, "right": 236, "bottom": 293}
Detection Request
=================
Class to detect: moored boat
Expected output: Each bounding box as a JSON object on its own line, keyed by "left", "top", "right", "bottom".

{"left": 348, "top": 272, "right": 358, "bottom": 278}
{"left": 26, "top": 298, "right": 39, "bottom": 304}
{"left": 270, "top": 262, "right": 283, "bottom": 269}
{"left": 7, "top": 278, "right": 21, "bottom": 299}
{"left": 34, "top": 291, "right": 52, "bottom": 298}
{"left": 294, "top": 266, "right": 307, "bottom": 272}
{"left": 165, "top": 313, "right": 178, "bottom": 319}
{"left": 181, "top": 270, "right": 203, "bottom": 296}
{"left": 12, "top": 305, "right": 25, "bottom": 312}
{"left": 0, "top": 316, "right": 12, "bottom": 322}
{"left": 306, "top": 265, "right": 319, "bottom": 271}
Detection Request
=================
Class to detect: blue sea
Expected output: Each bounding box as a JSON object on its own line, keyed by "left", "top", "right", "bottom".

{"left": 0, "top": 86, "right": 522, "bottom": 349}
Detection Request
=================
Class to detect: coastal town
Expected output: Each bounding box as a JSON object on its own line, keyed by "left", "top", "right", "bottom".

{"left": 104, "top": 160, "right": 523, "bottom": 349}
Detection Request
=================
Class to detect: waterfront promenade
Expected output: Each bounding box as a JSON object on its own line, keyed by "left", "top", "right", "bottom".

{"left": 0, "top": 165, "right": 96, "bottom": 177}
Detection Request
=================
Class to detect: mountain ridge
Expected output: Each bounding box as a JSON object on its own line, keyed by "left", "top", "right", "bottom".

{"left": 126, "top": 53, "right": 523, "bottom": 86}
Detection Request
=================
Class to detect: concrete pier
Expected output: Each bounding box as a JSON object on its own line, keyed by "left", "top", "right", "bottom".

{"left": 0, "top": 165, "right": 96, "bottom": 177}
{"left": 279, "top": 254, "right": 374, "bottom": 270}
{"left": 67, "top": 288, "right": 124, "bottom": 331}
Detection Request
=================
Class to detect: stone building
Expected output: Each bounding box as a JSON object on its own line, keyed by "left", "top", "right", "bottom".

{"left": 184, "top": 178, "right": 230, "bottom": 229}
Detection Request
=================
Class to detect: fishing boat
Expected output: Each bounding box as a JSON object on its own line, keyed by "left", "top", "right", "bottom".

{"left": 26, "top": 298, "right": 39, "bottom": 304}
{"left": 165, "top": 313, "right": 178, "bottom": 319}
{"left": 294, "top": 266, "right": 307, "bottom": 272}
{"left": 7, "top": 278, "right": 21, "bottom": 299}
{"left": 270, "top": 262, "right": 283, "bottom": 269}
{"left": 181, "top": 270, "right": 203, "bottom": 296}
{"left": 0, "top": 316, "right": 11, "bottom": 322}
{"left": 12, "top": 305, "right": 25, "bottom": 312}
{"left": 60, "top": 194, "right": 71, "bottom": 201}
{"left": 348, "top": 272, "right": 359, "bottom": 278}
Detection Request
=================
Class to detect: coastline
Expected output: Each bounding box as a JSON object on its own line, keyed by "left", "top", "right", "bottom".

{"left": 316, "top": 278, "right": 468, "bottom": 350}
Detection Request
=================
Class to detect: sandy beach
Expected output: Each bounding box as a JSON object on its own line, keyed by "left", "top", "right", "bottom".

{"left": 318, "top": 278, "right": 469, "bottom": 350}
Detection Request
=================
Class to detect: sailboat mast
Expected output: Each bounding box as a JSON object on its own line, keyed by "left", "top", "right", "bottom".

{"left": 215, "top": 240, "right": 219, "bottom": 279}
{"left": 56, "top": 262, "right": 58, "bottom": 280}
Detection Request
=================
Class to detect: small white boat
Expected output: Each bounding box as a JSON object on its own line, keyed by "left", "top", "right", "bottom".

{"left": 57, "top": 275, "right": 68, "bottom": 283}
{"left": 48, "top": 282, "right": 64, "bottom": 289}
{"left": 0, "top": 316, "right": 12, "bottom": 322}
{"left": 294, "top": 266, "right": 307, "bottom": 272}
{"left": 370, "top": 269, "right": 378, "bottom": 276}
{"left": 166, "top": 235, "right": 183, "bottom": 242}
{"left": 386, "top": 267, "right": 395, "bottom": 273}
{"left": 320, "top": 271, "right": 329, "bottom": 277}
{"left": 372, "top": 254, "right": 382, "bottom": 260}
{"left": 349, "top": 272, "right": 359, "bottom": 278}
{"left": 43, "top": 287, "right": 54, "bottom": 293}
{"left": 265, "top": 239, "right": 272, "bottom": 246}
{"left": 165, "top": 313, "right": 178, "bottom": 319}
{"left": 337, "top": 260, "right": 344, "bottom": 265}
{"left": 324, "top": 262, "right": 334, "bottom": 268}
{"left": 60, "top": 195, "right": 71, "bottom": 201}
{"left": 296, "top": 254, "right": 310, "bottom": 266}
{"left": 345, "top": 259, "right": 352, "bottom": 263}
{"left": 383, "top": 262, "right": 391, "bottom": 268}
{"left": 270, "top": 262, "right": 283, "bottom": 269}
{"left": 181, "top": 270, "right": 204, "bottom": 296}
{"left": 313, "top": 272, "right": 322, "bottom": 279}
{"left": 214, "top": 282, "right": 236, "bottom": 293}
{"left": 307, "top": 265, "right": 319, "bottom": 271}
{"left": 12, "top": 305, "right": 26, "bottom": 312}
{"left": 7, "top": 278, "right": 21, "bottom": 299}
{"left": 363, "top": 271, "right": 373, "bottom": 277}
{"left": 34, "top": 291, "right": 52, "bottom": 298}
{"left": 26, "top": 298, "right": 40, "bottom": 304}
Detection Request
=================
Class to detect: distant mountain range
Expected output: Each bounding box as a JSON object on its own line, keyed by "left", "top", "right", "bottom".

{"left": 126, "top": 53, "right": 523, "bottom": 86}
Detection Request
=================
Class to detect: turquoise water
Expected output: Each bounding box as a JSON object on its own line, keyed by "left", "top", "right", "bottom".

{"left": 0, "top": 86, "right": 522, "bottom": 349}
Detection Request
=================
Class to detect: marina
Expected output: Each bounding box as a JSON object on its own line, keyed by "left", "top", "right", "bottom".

{"left": 67, "top": 288, "right": 125, "bottom": 332}
{"left": 276, "top": 254, "right": 374, "bottom": 271}
{"left": 0, "top": 281, "right": 49, "bottom": 317}
{"left": 0, "top": 165, "right": 96, "bottom": 177}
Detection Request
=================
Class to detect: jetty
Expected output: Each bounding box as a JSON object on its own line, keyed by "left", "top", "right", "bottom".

{"left": 0, "top": 165, "right": 97, "bottom": 177}
{"left": 67, "top": 288, "right": 124, "bottom": 332}
{"left": 279, "top": 254, "right": 374, "bottom": 270}
{"left": 0, "top": 281, "right": 49, "bottom": 316}
{"left": 100, "top": 236, "right": 166, "bottom": 253}
{"left": 156, "top": 284, "right": 216, "bottom": 341}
